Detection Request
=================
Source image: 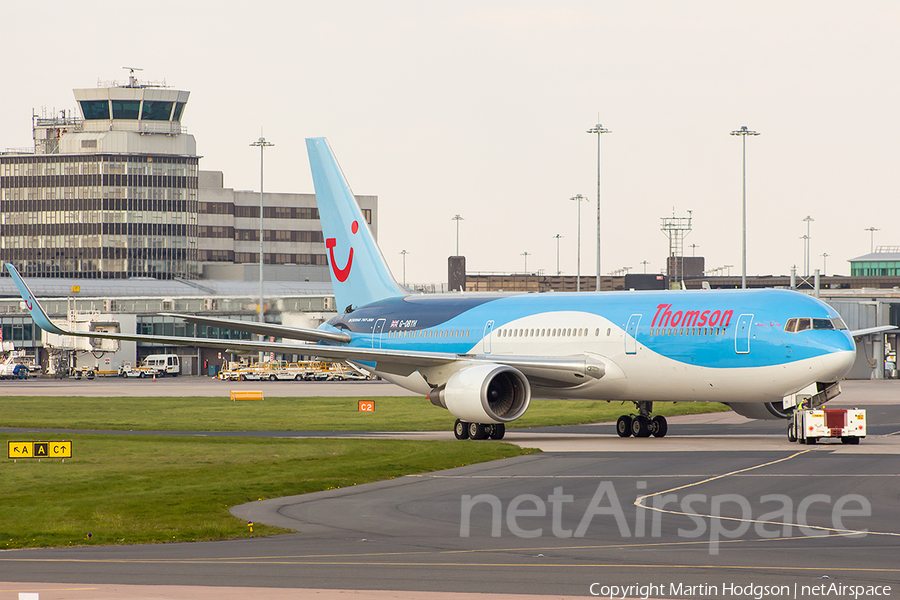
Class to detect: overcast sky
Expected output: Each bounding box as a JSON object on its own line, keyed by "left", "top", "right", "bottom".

{"left": 3, "top": 1, "right": 897, "bottom": 284}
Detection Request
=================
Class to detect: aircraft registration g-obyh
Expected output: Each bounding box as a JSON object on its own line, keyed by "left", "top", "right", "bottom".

{"left": 7, "top": 137, "right": 866, "bottom": 440}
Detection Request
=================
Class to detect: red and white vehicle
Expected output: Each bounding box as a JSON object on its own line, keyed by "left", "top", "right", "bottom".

{"left": 788, "top": 407, "right": 866, "bottom": 445}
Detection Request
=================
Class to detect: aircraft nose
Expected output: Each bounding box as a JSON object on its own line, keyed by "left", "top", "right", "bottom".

{"left": 820, "top": 349, "right": 856, "bottom": 381}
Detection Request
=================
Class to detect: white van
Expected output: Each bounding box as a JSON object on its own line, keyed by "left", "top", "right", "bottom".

{"left": 142, "top": 354, "right": 181, "bottom": 376}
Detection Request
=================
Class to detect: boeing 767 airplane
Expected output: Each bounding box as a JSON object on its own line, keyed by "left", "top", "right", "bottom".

{"left": 7, "top": 137, "right": 865, "bottom": 440}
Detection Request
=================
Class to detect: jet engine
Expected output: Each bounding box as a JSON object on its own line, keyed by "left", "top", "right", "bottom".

{"left": 725, "top": 401, "right": 793, "bottom": 420}
{"left": 429, "top": 364, "right": 531, "bottom": 424}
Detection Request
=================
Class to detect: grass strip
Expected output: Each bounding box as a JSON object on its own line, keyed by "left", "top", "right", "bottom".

{"left": 0, "top": 434, "right": 535, "bottom": 549}
{"left": 0, "top": 395, "right": 728, "bottom": 431}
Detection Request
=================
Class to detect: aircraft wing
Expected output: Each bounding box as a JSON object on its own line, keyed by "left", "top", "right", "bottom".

{"left": 159, "top": 312, "right": 351, "bottom": 344}
{"left": 6, "top": 264, "right": 606, "bottom": 381}
{"left": 849, "top": 325, "right": 898, "bottom": 338}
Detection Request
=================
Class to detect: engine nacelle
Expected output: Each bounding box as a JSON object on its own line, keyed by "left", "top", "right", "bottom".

{"left": 429, "top": 364, "right": 531, "bottom": 424}
{"left": 725, "top": 401, "right": 793, "bottom": 420}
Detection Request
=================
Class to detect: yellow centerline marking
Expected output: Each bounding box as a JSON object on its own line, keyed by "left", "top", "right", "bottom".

{"left": 0, "top": 557, "right": 896, "bottom": 572}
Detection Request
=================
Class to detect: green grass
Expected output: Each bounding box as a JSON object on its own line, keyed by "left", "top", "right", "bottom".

{"left": 0, "top": 395, "right": 728, "bottom": 431}
{"left": 0, "top": 396, "right": 727, "bottom": 549}
{"left": 0, "top": 435, "right": 534, "bottom": 549}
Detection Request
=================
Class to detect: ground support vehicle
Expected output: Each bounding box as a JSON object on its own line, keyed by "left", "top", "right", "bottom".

{"left": 0, "top": 352, "right": 39, "bottom": 379}
{"left": 119, "top": 362, "right": 155, "bottom": 378}
{"left": 261, "top": 361, "right": 311, "bottom": 381}
{"left": 72, "top": 365, "right": 99, "bottom": 380}
{"left": 119, "top": 354, "right": 180, "bottom": 378}
{"left": 788, "top": 407, "right": 866, "bottom": 445}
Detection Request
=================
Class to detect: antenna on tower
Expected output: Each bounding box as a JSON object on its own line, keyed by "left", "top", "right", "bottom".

{"left": 122, "top": 67, "right": 143, "bottom": 87}
{"left": 660, "top": 210, "right": 693, "bottom": 289}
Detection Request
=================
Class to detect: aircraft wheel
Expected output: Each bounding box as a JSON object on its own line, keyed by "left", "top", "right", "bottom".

{"left": 841, "top": 436, "right": 860, "bottom": 445}
{"left": 650, "top": 415, "right": 668, "bottom": 438}
{"left": 454, "top": 419, "right": 469, "bottom": 440}
{"left": 489, "top": 423, "right": 506, "bottom": 440}
{"left": 616, "top": 415, "right": 632, "bottom": 438}
{"left": 631, "top": 415, "right": 650, "bottom": 438}
{"left": 468, "top": 422, "right": 488, "bottom": 440}
{"left": 787, "top": 423, "right": 798, "bottom": 443}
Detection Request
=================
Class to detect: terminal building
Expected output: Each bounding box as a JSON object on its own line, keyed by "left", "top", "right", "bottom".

{"left": 0, "top": 74, "right": 376, "bottom": 282}
{"left": 0, "top": 75, "right": 380, "bottom": 374}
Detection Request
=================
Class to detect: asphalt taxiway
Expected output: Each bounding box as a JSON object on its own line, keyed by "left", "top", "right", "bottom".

{"left": 0, "top": 379, "right": 898, "bottom": 598}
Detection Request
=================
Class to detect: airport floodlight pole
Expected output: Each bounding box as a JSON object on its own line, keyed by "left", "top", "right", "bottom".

{"left": 641, "top": 260, "right": 650, "bottom": 274}
{"left": 553, "top": 234, "right": 563, "bottom": 275}
{"left": 587, "top": 122, "right": 610, "bottom": 281}
{"left": 730, "top": 126, "right": 760, "bottom": 289}
{"left": 821, "top": 252, "right": 829, "bottom": 276}
{"left": 399, "top": 250, "right": 408, "bottom": 286}
{"left": 803, "top": 215, "right": 814, "bottom": 276}
{"left": 250, "top": 134, "right": 274, "bottom": 359}
{"left": 452, "top": 214, "right": 464, "bottom": 256}
{"left": 521, "top": 251, "right": 531, "bottom": 274}
{"left": 570, "top": 194, "right": 588, "bottom": 291}
{"left": 800, "top": 235, "right": 809, "bottom": 277}
{"left": 865, "top": 227, "right": 880, "bottom": 253}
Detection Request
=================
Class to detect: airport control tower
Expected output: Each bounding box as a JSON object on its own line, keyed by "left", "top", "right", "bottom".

{"left": 1, "top": 71, "right": 199, "bottom": 279}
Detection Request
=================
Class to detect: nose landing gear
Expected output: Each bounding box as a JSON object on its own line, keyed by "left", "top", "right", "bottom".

{"left": 616, "top": 401, "right": 667, "bottom": 438}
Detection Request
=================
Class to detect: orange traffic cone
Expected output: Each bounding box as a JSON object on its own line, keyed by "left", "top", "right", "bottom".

{"left": 153, "top": 373, "right": 156, "bottom": 381}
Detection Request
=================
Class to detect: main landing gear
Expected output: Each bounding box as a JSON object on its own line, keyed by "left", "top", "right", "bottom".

{"left": 615, "top": 401, "right": 667, "bottom": 438}
{"left": 454, "top": 419, "right": 506, "bottom": 441}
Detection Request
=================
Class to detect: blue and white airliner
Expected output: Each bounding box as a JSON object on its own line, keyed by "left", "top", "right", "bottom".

{"left": 6, "top": 137, "right": 870, "bottom": 440}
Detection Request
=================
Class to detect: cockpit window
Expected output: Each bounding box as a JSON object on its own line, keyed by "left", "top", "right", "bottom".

{"left": 785, "top": 316, "right": 847, "bottom": 333}
{"left": 812, "top": 318, "right": 834, "bottom": 330}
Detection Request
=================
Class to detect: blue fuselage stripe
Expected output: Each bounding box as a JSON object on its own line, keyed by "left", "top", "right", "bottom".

{"left": 326, "top": 289, "right": 854, "bottom": 369}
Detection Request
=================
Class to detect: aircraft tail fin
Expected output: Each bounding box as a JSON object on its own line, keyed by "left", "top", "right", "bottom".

{"left": 5, "top": 263, "right": 69, "bottom": 336}
{"left": 306, "top": 138, "right": 405, "bottom": 312}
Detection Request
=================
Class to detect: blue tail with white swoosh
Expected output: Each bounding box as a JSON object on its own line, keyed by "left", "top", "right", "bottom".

{"left": 306, "top": 137, "right": 405, "bottom": 313}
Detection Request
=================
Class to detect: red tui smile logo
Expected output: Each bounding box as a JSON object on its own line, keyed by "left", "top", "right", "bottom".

{"left": 326, "top": 220, "right": 358, "bottom": 283}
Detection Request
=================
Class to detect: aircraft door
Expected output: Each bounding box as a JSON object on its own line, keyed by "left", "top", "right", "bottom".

{"left": 735, "top": 314, "right": 753, "bottom": 354}
{"left": 483, "top": 320, "right": 494, "bottom": 354}
{"left": 373, "top": 318, "right": 386, "bottom": 349}
{"left": 625, "top": 314, "right": 641, "bottom": 355}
